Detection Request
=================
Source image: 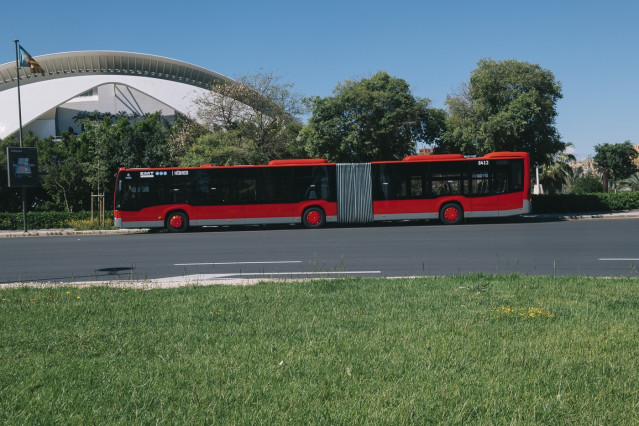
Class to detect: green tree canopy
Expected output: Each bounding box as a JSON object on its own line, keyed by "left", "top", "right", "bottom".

{"left": 37, "top": 132, "right": 91, "bottom": 211}
{"left": 442, "top": 59, "right": 565, "bottom": 166}
{"left": 301, "top": 71, "right": 444, "bottom": 163}
{"left": 191, "top": 71, "right": 305, "bottom": 165}
{"left": 571, "top": 176, "right": 603, "bottom": 194}
{"left": 593, "top": 141, "right": 639, "bottom": 192}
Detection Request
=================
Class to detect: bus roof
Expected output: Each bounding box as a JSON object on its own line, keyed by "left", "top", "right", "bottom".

{"left": 116, "top": 152, "right": 529, "bottom": 173}
{"left": 372, "top": 151, "right": 529, "bottom": 164}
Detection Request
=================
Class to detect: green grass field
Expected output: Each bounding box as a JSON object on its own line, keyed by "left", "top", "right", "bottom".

{"left": 2, "top": 275, "right": 638, "bottom": 423}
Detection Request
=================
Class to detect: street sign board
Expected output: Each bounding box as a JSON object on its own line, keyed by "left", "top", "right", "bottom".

{"left": 6, "top": 146, "right": 39, "bottom": 187}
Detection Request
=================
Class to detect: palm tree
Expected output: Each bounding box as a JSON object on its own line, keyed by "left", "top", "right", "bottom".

{"left": 540, "top": 145, "right": 577, "bottom": 194}
{"left": 618, "top": 172, "right": 639, "bottom": 192}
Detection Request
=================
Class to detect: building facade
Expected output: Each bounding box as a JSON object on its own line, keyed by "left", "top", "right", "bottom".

{"left": 0, "top": 51, "right": 233, "bottom": 139}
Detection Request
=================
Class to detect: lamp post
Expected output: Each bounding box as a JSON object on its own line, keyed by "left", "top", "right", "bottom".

{"left": 14, "top": 39, "right": 28, "bottom": 232}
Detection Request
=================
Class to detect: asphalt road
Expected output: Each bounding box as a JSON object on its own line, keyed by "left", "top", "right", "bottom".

{"left": 1, "top": 218, "right": 638, "bottom": 284}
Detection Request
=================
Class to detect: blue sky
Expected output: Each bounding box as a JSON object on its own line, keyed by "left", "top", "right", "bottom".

{"left": 2, "top": 0, "right": 637, "bottom": 158}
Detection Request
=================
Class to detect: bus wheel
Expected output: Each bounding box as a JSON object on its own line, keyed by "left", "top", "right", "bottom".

{"left": 302, "top": 207, "right": 325, "bottom": 229}
{"left": 166, "top": 211, "right": 189, "bottom": 233}
{"left": 439, "top": 203, "right": 463, "bottom": 225}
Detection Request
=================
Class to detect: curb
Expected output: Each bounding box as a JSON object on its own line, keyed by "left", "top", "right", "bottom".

{"left": 1, "top": 210, "right": 638, "bottom": 238}
{"left": 0, "top": 228, "right": 149, "bottom": 238}
{"left": 524, "top": 210, "right": 639, "bottom": 221}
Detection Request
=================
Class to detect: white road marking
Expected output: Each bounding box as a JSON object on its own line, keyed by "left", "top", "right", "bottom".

{"left": 599, "top": 258, "right": 639, "bottom": 261}
{"left": 156, "top": 271, "right": 381, "bottom": 282}
{"left": 174, "top": 261, "right": 303, "bottom": 266}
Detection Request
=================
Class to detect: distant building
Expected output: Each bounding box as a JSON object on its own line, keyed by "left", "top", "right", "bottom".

{"left": 0, "top": 51, "right": 235, "bottom": 139}
{"left": 571, "top": 156, "right": 598, "bottom": 177}
{"left": 417, "top": 147, "right": 434, "bottom": 155}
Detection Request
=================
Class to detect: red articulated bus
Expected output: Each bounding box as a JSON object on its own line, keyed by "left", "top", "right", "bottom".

{"left": 113, "top": 152, "right": 531, "bottom": 232}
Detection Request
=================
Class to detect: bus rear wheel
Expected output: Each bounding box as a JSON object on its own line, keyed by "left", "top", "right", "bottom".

{"left": 302, "top": 207, "right": 325, "bottom": 229}
{"left": 439, "top": 203, "right": 463, "bottom": 225}
{"left": 166, "top": 211, "right": 189, "bottom": 233}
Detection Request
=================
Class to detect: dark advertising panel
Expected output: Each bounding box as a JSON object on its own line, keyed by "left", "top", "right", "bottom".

{"left": 6, "top": 147, "right": 40, "bottom": 187}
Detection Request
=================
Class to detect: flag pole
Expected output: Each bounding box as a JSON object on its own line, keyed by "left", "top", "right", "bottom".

{"left": 14, "top": 39, "right": 28, "bottom": 233}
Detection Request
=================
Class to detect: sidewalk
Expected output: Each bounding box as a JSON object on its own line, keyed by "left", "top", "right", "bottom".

{"left": 0, "top": 228, "right": 149, "bottom": 238}
{"left": 2, "top": 210, "right": 638, "bottom": 238}
{"left": 524, "top": 209, "right": 639, "bottom": 221}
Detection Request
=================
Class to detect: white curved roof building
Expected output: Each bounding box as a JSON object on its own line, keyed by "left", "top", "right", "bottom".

{"left": 0, "top": 51, "right": 234, "bottom": 139}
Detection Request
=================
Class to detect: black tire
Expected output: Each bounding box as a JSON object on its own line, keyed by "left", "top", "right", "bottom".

{"left": 302, "top": 207, "right": 325, "bottom": 229}
{"left": 439, "top": 202, "right": 463, "bottom": 225}
{"left": 166, "top": 211, "right": 189, "bottom": 233}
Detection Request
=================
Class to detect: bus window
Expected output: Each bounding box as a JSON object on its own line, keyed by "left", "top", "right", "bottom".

{"left": 259, "top": 168, "right": 292, "bottom": 203}
{"left": 393, "top": 163, "right": 427, "bottom": 199}
{"left": 236, "top": 178, "right": 257, "bottom": 203}
{"left": 211, "top": 177, "right": 232, "bottom": 205}
{"left": 509, "top": 160, "right": 524, "bottom": 192}
{"left": 293, "top": 166, "right": 332, "bottom": 201}
{"left": 431, "top": 175, "right": 464, "bottom": 196}
{"left": 372, "top": 164, "right": 392, "bottom": 200}
{"left": 471, "top": 172, "right": 490, "bottom": 195}
{"left": 493, "top": 160, "right": 524, "bottom": 194}
{"left": 430, "top": 162, "right": 467, "bottom": 197}
{"left": 399, "top": 175, "right": 424, "bottom": 198}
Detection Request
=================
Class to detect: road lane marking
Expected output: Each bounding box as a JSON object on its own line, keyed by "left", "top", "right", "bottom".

{"left": 157, "top": 271, "right": 381, "bottom": 282}
{"left": 174, "top": 261, "right": 303, "bottom": 266}
{"left": 599, "top": 258, "right": 639, "bottom": 261}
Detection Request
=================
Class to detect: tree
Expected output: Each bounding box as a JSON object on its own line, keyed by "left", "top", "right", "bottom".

{"left": 301, "top": 72, "right": 443, "bottom": 163}
{"left": 618, "top": 172, "right": 639, "bottom": 192}
{"left": 571, "top": 176, "right": 603, "bottom": 194}
{"left": 179, "top": 130, "right": 254, "bottom": 167}
{"left": 539, "top": 145, "right": 576, "bottom": 194}
{"left": 74, "top": 112, "right": 174, "bottom": 208}
{"left": 166, "top": 116, "right": 208, "bottom": 165}
{"left": 441, "top": 59, "right": 565, "bottom": 166}
{"left": 37, "top": 132, "right": 92, "bottom": 211}
{"left": 593, "top": 141, "right": 639, "bottom": 192}
{"left": 192, "top": 71, "right": 305, "bottom": 164}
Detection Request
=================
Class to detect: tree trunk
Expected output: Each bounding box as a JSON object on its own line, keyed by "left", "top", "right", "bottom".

{"left": 602, "top": 173, "right": 609, "bottom": 193}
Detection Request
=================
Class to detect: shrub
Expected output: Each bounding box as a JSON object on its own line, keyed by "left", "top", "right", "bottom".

{"left": 571, "top": 176, "right": 603, "bottom": 194}
{"left": 0, "top": 211, "right": 114, "bottom": 231}
{"left": 532, "top": 192, "right": 639, "bottom": 214}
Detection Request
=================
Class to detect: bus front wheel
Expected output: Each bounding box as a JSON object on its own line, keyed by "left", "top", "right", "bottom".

{"left": 302, "top": 207, "right": 325, "bottom": 229}
{"left": 166, "top": 211, "right": 189, "bottom": 233}
{"left": 439, "top": 203, "right": 463, "bottom": 225}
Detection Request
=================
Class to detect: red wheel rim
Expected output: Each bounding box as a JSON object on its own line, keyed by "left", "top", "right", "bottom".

{"left": 169, "top": 214, "right": 184, "bottom": 229}
{"left": 444, "top": 207, "right": 459, "bottom": 223}
{"left": 306, "top": 210, "right": 322, "bottom": 226}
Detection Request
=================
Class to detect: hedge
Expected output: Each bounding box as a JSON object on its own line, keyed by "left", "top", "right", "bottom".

{"left": 0, "top": 211, "right": 114, "bottom": 231}
{"left": 532, "top": 192, "right": 639, "bottom": 214}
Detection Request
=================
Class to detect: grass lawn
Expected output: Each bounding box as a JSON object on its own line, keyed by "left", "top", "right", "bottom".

{"left": 1, "top": 275, "right": 638, "bottom": 423}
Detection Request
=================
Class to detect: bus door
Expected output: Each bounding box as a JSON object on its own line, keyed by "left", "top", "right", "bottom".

{"left": 493, "top": 159, "right": 525, "bottom": 213}
{"left": 469, "top": 160, "right": 496, "bottom": 214}
{"left": 430, "top": 162, "right": 467, "bottom": 214}
{"left": 469, "top": 159, "right": 525, "bottom": 215}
